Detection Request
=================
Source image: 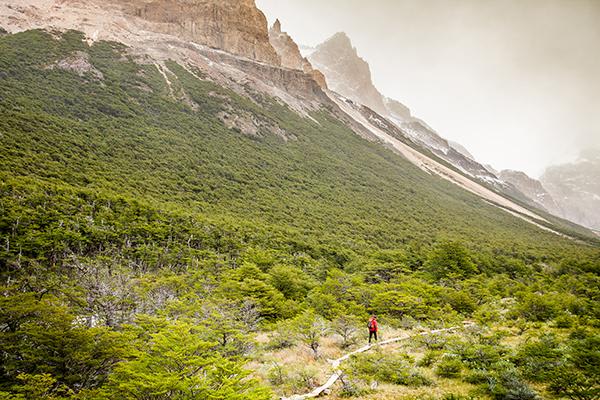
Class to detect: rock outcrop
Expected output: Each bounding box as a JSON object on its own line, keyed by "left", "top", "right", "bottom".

{"left": 540, "top": 150, "right": 600, "bottom": 230}
{"left": 268, "top": 19, "right": 326, "bottom": 88}
{"left": 384, "top": 97, "right": 412, "bottom": 121}
{"left": 308, "top": 32, "right": 387, "bottom": 116}
{"left": 499, "top": 170, "right": 561, "bottom": 215}
{"left": 122, "top": 0, "right": 280, "bottom": 65}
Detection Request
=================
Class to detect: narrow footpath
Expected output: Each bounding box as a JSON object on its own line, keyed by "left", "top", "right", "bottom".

{"left": 282, "top": 322, "right": 474, "bottom": 400}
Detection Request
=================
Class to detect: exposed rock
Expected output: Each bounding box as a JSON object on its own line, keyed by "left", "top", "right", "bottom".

{"left": 399, "top": 119, "right": 503, "bottom": 187}
{"left": 448, "top": 140, "right": 475, "bottom": 160}
{"left": 268, "top": 19, "right": 327, "bottom": 88}
{"left": 306, "top": 30, "right": 513, "bottom": 193}
{"left": 121, "top": 0, "right": 280, "bottom": 65}
{"left": 218, "top": 105, "right": 292, "bottom": 141}
{"left": 47, "top": 50, "right": 104, "bottom": 80}
{"left": 499, "top": 170, "right": 561, "bottom": 215}
{"left": 308, "top": 32, "right": 387, "bottom": 116}
{"left": 540, "top": 149, "right": 600, "bottom": 230}
{"left": 0, "top": 0, "right": 329, "bottom": 115}
{"left": 384, "top": 97, "right": 412, "bottom": 121}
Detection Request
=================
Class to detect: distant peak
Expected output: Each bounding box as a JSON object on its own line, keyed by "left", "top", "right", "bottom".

{"left": 323, "top": 31, "right": 352, "bottom": 48}
{"left": 272, "top": 18, "right": 281, "bottom": 33}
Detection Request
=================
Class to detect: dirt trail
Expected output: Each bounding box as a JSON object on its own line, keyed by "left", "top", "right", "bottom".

{"left": 282, "top": 322, "right": 474, "bottom": 400}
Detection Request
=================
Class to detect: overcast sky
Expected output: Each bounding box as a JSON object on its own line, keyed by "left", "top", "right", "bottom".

{"left": 256, "top": 0, "right": 600, "bottom": 177}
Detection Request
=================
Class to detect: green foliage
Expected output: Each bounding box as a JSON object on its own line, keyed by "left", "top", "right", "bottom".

{"left": 0, "top": 292, "right": 130, "bottom": 393}
{"left": 267, "top": 363, "right": 319, "bottom": 396}
{"left": 484, "top": 364, "right": 539, "bottom": 400}
{"left": 442, "top": 289, "right": 478, "bottom": 315}
{"left": 332, "top": 314, "right": 362, "bottom": 348}
{"left": 289, "top": 310, "right": 328, "bottom": 359}
{"left": 346, "top": 350, "right": 432, "bottom": 387}
{"left": 435, "top": 356, "right": 464, "bottom": 378}
{"left": 514, "top": 293, "right": 560, "bottom": 322}
{"left": 105, "top": 319, "right": 271, "bottom": 400}
{"left": 548, "top": 366, "right": 600, "bottom": 400}
{"left": 514, "top": 333, "right": 564, "bottom": 382}
{"left": 267, "top": 264, "right": 316, "bottom": 301}
{"left": 424, "top": 241, "right": 478, "bottom": 281}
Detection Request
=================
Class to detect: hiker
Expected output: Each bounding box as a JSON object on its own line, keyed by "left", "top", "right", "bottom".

{"left": 368, "top": 315, "right": 378, "bottom": 344}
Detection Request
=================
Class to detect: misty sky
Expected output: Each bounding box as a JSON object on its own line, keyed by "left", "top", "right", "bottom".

{"left": 256, "top": 0, "right": 600, "bottom": 177}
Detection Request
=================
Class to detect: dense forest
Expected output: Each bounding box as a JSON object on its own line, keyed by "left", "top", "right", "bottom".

{"left": 0, "top": 30, "right": 598, "bottom": 399}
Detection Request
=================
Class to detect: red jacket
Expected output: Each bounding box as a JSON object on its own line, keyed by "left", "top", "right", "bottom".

{"left": 368, "top": 318, "right": 378, "bottom": 332}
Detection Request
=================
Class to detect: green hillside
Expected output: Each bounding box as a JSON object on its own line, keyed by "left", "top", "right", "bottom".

{"left": 1, "top": 30, "right": 598, "bottom": 400}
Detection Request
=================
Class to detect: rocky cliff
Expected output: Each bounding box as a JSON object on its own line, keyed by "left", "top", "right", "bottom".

{"left": 541, "top": 150, "right": 600, "bottom": 230}
{"left": 268, "top": 19, "right": 326, "bottom": 88}
{"left": 499, "top": 170, "right": 561, "bottom": 215}
{"left": 384, "top": 97, "right": 412, "bottom": 121}
{"left": 308, "top": 32, "right": 388, "bottom": 116}
{"left": 122, "top": 0, "right": 280, "bottom": 65}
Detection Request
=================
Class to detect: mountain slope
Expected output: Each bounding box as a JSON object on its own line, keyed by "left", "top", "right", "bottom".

{"left": 541, "top": 150, "right": 600, "bottom": 231}
{"left": 1, "top": 13, "right": 599, "bottom": 400}
{"left": 308, "top": 32, "right": 516, "bottom": 195}
{"left": 1, "top": 30, "right": 597, "bottom": 255}
{"left": 500, "top": 169, "right": 562, "bottom": 216}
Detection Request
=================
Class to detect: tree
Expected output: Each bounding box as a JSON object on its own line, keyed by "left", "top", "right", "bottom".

{"left": 424, "top": 241, "right": 477, "bottom": 281}
{"left": 290, "top": 310, "right": 328, "bottom": 359}
{"left": 332, "top": 315, "right": 361, "bottom": 348}
{"left": 105, "top": 319, "right": 271, "bottom": 400}
{"left": 0, "top": 292, "right": 130, "bottom": 393}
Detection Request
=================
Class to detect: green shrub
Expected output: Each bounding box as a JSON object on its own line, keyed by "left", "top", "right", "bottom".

{"left": 463, "top": 368, "right": 489, "bottom": 385}
{"left": 417, "top": 350, "right": 442, "bottom": 367}
{"left": 548, "top": 366, "right": 600, "bottom": 400}
{"left": 514, "top": 334, "right": 564, "bottom": 382}
{"left": 514, "top": 293, "right": 559, "bottom": 322}
{"left": 424, "top": 241, "right": 478, "bottom": 281}
{"left": 554, "top": 314, "right": 575, "bottom": 328}
{"left": 435, "top": 357, "right": 463, "bottom": 378}
{"left": 442, "top": 394, "right": 478, "bottom": 400}
{"left": 347, "top": 351, "right": 431, "bottom": 387}
{"left": 484, "top": 364, "right": 539, "bottom": 400}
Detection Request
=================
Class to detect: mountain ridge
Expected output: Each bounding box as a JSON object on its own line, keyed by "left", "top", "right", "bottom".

{"left": 1, "top": 0, "right": 593, "bottom": 238}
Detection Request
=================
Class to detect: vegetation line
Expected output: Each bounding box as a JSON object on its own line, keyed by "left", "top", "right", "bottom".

{"left": 282, "top": 323, "right": 473, "bottom": 400}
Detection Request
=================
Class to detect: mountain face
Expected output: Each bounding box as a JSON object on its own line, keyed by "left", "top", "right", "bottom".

{"left": 499, "top": 170, "right": 561, "bottom": 215}
{"left": 308, "top": 32, "right": 388, "bottom": 116}
{"left": 123, "top": 0, "right": 281, "bottom": 65}
{"left": 3, "top": 0, "right": 592, "bottom": 238}
{"left": 541, "top": 150, "right": 600, "bottom": 231}
{"left": 268, "top": 19, "right": 327, "bottom": 88}
{"left": 449, "top": 140, "right": 475, "bottom": 160}
{"left": 308, "top": 32, "right": 507, "bottom": 192}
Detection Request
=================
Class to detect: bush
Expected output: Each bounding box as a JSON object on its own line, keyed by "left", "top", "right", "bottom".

{"left": 554, "top": 314, "right": 575, "bottom": 328}
{"left": 443, "top": 289, "right": 477, "bottom": 315}
{"left": 484, "top": 364, "right": 539, "bottom": 400}
{"left": 514, "top": 293, "right": 559, "bottom": 322}
{"left": 417, "top": 350, "right": 441, "bottom": 367}
{"left": 424, "top": 241, "right": 478, "bottom": 281}
{"left": 548, "top": 366, "right": 600, "bottom": 400}
{"left": 464, "top": 368, "right": 489, "bottom": 385}
{"left": 346, "top": 351, "right": 431, "bottom": 387}
{"left": 442, "top": 395, "right": 478, "bottom": 400}
{"left": 454, "top": 342, "right": 504, "bottom": 370}
{"left": 435, "top": 357, "right": 463, "bottom": 378}
{"left": 514, "top": 334, "right": 564, "bottom": 382}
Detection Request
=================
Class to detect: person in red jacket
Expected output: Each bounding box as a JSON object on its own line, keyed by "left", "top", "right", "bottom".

{"left": 368, "top": 315, "right": 378, "bottom": 344}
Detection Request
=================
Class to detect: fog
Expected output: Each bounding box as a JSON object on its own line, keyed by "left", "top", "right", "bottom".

{"left": 256, "top": 0, "right": 600, "bottom": 177}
